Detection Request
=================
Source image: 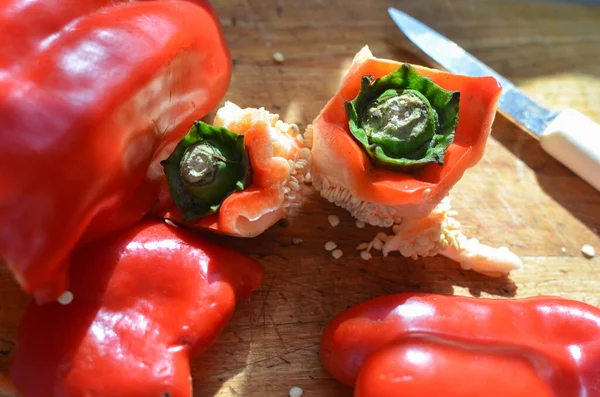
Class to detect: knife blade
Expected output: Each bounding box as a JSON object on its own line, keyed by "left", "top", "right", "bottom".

{"left": 388, "top": 7, "right": 600, "bottom": 192}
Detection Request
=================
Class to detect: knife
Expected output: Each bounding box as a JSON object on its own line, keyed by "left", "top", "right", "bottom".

{"left": 388, "top": 7, "right": 600, "bottom": 192}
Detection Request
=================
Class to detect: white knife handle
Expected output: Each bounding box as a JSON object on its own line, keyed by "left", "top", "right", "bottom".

{"left": 540, "top": 109, "right": 600, "bottom": 192}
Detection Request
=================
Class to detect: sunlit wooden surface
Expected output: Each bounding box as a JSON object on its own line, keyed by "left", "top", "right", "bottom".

{"left": 1, "top": 0, "right": 600, "bottom": 396}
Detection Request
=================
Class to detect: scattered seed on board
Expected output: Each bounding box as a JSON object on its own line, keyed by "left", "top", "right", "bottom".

{"left": 372, "top": 238, "right": 384, "bottom": 251}
{"left": 360, "top": 251, "right": 372, "bottom": 260}
{"left": 292, "top": 237, "right": 303, "bottom": 245}
{"left": 376, "top": 232, "right": 388, "bottom": 241}
{"left": 366, "top": 240, "right": 374, "bottom": 252}
{"left": 272, "top": 51, "right": 285, "bottom": 63}
{"left": 289, "top": 386, "right": 303, "bottom": 397}
{"left": 332, "top": 249, "right": 343, "bottom": 259}
{"left": 328, "top": 214, "right": 340, "bottom": 227}
{"left": 355, "top": 220, "right": 366, "bottom": 228}
{"left": 356, "top": 242, "right": 369, "bottom": 250}
{"left": 164, "top": 219, "right": 178, "bottom": 228}
{"left": 325, "top": 241, "right": 337, "bottom": 251}
{"left": 57, "top": 291, "right": 74, "bottom": 305}
{"left": 581, "top": 244, "right": 596, "bottom": 258}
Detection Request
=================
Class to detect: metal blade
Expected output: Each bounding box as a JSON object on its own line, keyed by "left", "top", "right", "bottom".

{"left": 388, "top": 7, "right": 558, "bottom": 137}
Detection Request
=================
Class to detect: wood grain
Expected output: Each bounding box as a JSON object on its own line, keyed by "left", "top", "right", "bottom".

{"left": 1, "top": 0, "right": 600, "bottom": 396}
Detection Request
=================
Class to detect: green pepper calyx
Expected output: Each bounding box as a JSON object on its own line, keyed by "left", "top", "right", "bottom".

{"left": 161, "top": 121, "right": 251, "bottom": 221}
{"left": 345, "top": 64, "right": 460, "bottom": 171}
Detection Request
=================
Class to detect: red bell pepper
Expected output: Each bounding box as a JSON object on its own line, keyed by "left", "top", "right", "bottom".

{"left": 0, "top": 0, "right": 231, "bottom": 302}
{"left": 10, "top": 219, "right": 263, "bottom": 397}
{"left": 307, "top": 46, "right": 501, "bottom": 225}
{"left": 153, "top": 102, "right": 312, "bottom": 238}
{"left": 321, "top": 293, "right": 600, "bottom": 396}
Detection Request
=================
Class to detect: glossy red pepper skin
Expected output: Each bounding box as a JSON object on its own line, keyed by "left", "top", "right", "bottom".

{"left": 321, "top": 293, "right": 600, "bottom": 396}
{"left": 0, "top": 0, "right": 231, "bottom": 301}
{"left": 10, "top": 219, "right": 263, "bottom": 397}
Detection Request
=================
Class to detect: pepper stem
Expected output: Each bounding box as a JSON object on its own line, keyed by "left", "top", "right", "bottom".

{"left": 346, "top": 64, "right": 460, "bottom": 171}
{"left": 161, "top": 121, "right": 251, "bottom": 221}
{"left": 180, "top": 142, "right": 222, "bottom": 186}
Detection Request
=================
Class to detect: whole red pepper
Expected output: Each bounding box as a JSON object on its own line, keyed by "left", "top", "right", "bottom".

{"left": 0, "top": 0, "right": 231, "bottom": 302}
{"left": 10, "top": 219, "right": 263, "bottom": 397}
{"left": 321, "top": 293, "right": 600, "bottom": 396}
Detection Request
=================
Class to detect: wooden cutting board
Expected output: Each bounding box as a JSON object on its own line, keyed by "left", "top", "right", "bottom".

{"left": 1, "top": 0, "right": 600, "bottom": 396}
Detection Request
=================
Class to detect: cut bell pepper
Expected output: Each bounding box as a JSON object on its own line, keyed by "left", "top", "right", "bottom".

{"left": 308, "top": 46, "right": 501, "bottom": 224}
{"left": 10, "top": 219, "right": 263, "bottom": 397}
{"left": 0, "top": 0, "right": 231, "bottom": 301}
{"left": 154, "top": 102, "right": 312, "bottom": 237}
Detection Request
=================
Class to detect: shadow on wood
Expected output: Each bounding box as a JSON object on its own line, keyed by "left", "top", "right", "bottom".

{"left": 491, "top": 115, "right": 600, "bottom": 236}
{"left": 182, "top": 188, "right": 518, "bottom": 396}
{"left": 191, "top": 300, "right": 256, "bottom": 397}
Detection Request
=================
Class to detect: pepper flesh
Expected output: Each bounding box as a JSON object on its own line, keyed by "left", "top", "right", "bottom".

{"left": 355, "top": 339, "right": 558, "bottom": 397}
{"left": 10, "top": 219, "right": 264, "bottom": 397}
{"left": 309, "top": 46, "right": 501, "bottom": 221}
{"left": 321, "top": 293, "right": 600, "bottom": 396}
{"left": 0, "top": 0, "right": 231, "bottom": 301}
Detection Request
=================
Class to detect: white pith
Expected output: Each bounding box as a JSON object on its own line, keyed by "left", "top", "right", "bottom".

{"left": 214, "top": 102, "right": 312, "bottom": 218}
{"left": 305, "top": 122, "right": 522, "bottom": 276}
